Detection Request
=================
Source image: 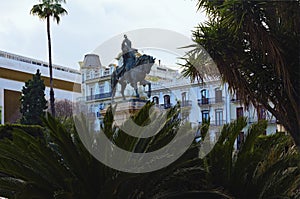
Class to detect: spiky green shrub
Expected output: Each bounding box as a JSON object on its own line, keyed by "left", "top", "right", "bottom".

{"left": 204, "top": 118, "right": 300, "bottom": 199}
{"left": 0, "top": 102, "right": 298, "bottom": 198}
{"left": 0, "top": 124, "right": 43, "bottom": 140}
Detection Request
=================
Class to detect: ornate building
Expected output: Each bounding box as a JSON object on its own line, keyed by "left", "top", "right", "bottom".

{"left": 80, "top": 53, "right": 277, "bottom": 149}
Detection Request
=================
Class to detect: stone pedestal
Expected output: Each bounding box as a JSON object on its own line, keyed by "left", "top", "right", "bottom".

{"left": 100, "top": 98, "right": 148, "bottom": 126}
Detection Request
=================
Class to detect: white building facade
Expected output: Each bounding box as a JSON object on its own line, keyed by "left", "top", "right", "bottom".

{"left": 80, "top": 53, "right": 277, "bottom": 149}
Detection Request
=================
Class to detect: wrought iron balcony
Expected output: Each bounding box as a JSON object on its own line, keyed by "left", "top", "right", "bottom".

{"left": 181, "top": 100, "right": 193, "bottom": 107}
{"left": 198, "top": 120, "right": 226, "bottom": 127}
{"left": 86, "top": 92, "right": 112, "bottom": 101}
{"left": 210, "top": 120, "right": 226, "bottom": 126}
{"left": 85, "top": 74, "right": 111, "bottom": 82}
{"left": 156, "top": 103, "right": 173, "bottom": 109}
{"left": 154, "top": 102, "right": 190, "bottom": 109}
{"left": 248, "top": 118, "right": 277, "bottom": 124}
{"left": 230, "top": 98, "right": 241, "bottom": 103}
{"left": 197, "top": 97, "right": 225, "bottom": 106}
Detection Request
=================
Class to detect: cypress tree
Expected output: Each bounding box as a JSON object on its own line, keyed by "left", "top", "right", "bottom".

{"left": 20, "top": 69, "right": 47, "bottom": 125}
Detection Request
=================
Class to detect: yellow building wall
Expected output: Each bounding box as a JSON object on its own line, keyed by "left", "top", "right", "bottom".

{"left": 4, "top": 89, "right": 21, "bottom": 123}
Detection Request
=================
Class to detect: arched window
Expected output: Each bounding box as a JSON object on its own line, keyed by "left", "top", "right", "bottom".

{"left": 201, "top": 89, "right": 209, "bottom": 104}
{"left": 236, "top": 107, "right": 243, "bottom": 118}
{"left": 164, "top": 95, "right": 171, "bottom": 108}
{"left": 237, "top": 132, "right": 244, "bottom": 150}
{"left": 201, "top": 110, "right": 210, "bottom": 122}
{"left": 215, "top": 88, "right": 222, "bottom": 103}
{"left": 152, "top": 96, "right": 159, "bottom": 105}
{"left": 90, "top": 87, "right": 93, "bottom": 99}
{"left": 90, "top": 71, "right": 94, "bottom": 79}
{"left": 215, "top": 109, "right": 223, "bottom": 126}
{"left": 181, "top": 92, "right": 187, "bottom": 106}
{"left": 98, "top": 83, "right": 104, "bottom": 94}
{"left": 257, "top": 105, "right": 266, "bottom": 120}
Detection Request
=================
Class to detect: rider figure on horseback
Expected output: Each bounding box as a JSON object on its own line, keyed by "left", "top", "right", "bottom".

{"left": 121, "top": 34, "right": 132, "bottom": 54}
{"left": 111, "top": 35, "right": 155, "bottom": 100}
{"left": 121, "top": 35, "right": 136, "bottom": 72}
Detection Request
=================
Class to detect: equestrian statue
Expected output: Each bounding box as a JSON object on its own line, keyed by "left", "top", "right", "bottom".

{"left": 111, "top": 35, "right": 155, "bottom": 100}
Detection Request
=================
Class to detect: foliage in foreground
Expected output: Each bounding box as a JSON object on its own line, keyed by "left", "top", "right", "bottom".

{"left": 182, "top": 0, "right": 300, "bottom": 147}
{"left": 0, "top": 124, "right": 43, "bottom": 140}
{"left": 0, "top": 103, "right": 299, "bottom": 198}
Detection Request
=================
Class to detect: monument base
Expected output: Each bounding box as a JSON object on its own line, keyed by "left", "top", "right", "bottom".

{"left": 100, "top": 98, "right": 149, "bottom": 126}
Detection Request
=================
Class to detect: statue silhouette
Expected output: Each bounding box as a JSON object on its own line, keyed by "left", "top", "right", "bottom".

{"left": 111, "top": 35, "right": 155, "bottom": 100}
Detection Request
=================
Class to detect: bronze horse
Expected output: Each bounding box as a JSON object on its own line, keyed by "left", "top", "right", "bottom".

{"left": 111, "top": 53, "right": 155, "bottom": 100}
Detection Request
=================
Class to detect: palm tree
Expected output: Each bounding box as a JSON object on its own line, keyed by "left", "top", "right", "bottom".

{"left": 204, "top": 118, "right": 300, "bottom": 198}
{"left": 0, "top": 103, "right": 299, "bottom": 198}
{"left": 30, "top": 0, "right": 68, "bottom": 117}
{"left": 182, "top": 0, "right": 300, "bottom": 148}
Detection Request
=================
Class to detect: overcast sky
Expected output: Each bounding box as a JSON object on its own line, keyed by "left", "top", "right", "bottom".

{"left": 0, "top": 0, "right": 206, "bottom": 70}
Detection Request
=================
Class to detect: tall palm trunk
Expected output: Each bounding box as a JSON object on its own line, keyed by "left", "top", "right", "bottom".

{"left": 47, "top": 16, "right": 55, "bottom": 117}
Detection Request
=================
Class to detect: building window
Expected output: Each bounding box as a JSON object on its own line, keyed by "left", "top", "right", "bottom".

{"left": 152, "top": 96, "right": 159, "bottom": 105}
{"left": 181, "top": 92, "right": 187, "bottom": 106}
{"left": 164, "top": 95, "right": 171, "bottom": 108}
{"left": 104, "top": 69, "right": 110, "bottom": 76}
{"left": 201, "top": 89, "right": 209, "bottom": 104}
{"left": 100, "top": 103, "right": 105, "bottom": 109}
{"left": 257, "top": 105, "right": 266, "bottom": 120}
{"left": 202, "top": 110, "right": 209, "bottom": 122}
{"left": 257, "top": 105, "right": 267, "bottom": 135}
{"left": 90, "top": 87, "right": 94, "bottom": 100}
{"left": 215, "top": 88, "right": 222, "bottom": 103}
{"left": 99, "top": 83, "right": 104, "bottom": 94}
{"left": 237, "top": 132, "right": 244, "bottom": 150}
{"left": 236, "top": 107, "right": 243, "bottom": 118}
{"left": 90, "top": 71, "right": 94, "bottom": 79}
{"left": 215, "top": 109, "right": 223, "bottom": 126}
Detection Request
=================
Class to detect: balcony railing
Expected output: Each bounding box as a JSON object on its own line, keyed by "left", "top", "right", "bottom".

{"left": 230, "top": 98, "right": 241, "bottom": 103}
{"left": 210, "top": 120, "right": 226, "bottom": 126}
{"left": 198, "top": 120, "right": 226, "bottom": 127}
{"left": 153, "top": 103, "right": 173, "bottom": 109}
{"left": 153, "top": 101, "right": 192, "bottom": 109}
{"left": 181, "top": 100, "right": 193, "bottom": 107}
{"left": 86, "top": 92, "right": 112, "bottom": 101}
{"left": 161, "top": 103, "right": 172, "bottom": 109}
{"left": 197, "top": 97, "right": 225, "bottom": 106}
{"left": 248, "top": 118, "right": 277, "bottom": 124}
{"left": 85, "top": 74, "right": 111, "bottom": 82}
{"left": 155, "top": 100, "right": 192, "bottom": 109}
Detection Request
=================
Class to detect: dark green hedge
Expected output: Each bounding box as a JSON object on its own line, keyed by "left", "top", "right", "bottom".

{"left": 0, "top": 124, "right": 44, "bottom": 140}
